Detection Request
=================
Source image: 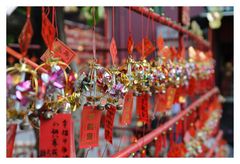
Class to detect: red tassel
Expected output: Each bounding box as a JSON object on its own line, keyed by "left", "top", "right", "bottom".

{"left": 193, "top": 110, "right": 197, "bottom": 123}
{"left": 163, "top": 133, "right": 167, "bottom": 148}
{"left": 175, "top": 122, "right": 179, "bottom": 142}
{"left": 179, "top": 119, "right": 183, "bottom": 141}
{"left": 154, "top": 135, "right": 162, "bottom": 157}
{"left": 187, "top": 112, "right": 193, "bottom": 130}
{"left": 184, "top": 115, "right": 188, "bottom": 132}
{"left": 181, "top": 118, "right": 185, "bottom": 139}
{"left": 189, "top": 124, "right": 196, "bottom": 137}
{"left": 140, "top": 149, "right": 146, "bottom": 157}
{"left": 158, "top": 137, "right": 162, "bottom": 156}
{"left": 169, "top": 128, "right": 174, "bottom": 146}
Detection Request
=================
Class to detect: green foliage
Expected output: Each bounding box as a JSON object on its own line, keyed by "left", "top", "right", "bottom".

{"left": 80, "top": 7, "right": 105, "bottom": 26}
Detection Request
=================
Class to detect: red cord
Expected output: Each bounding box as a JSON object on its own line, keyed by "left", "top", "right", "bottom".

{"left": 151, "top": 15, "right": 155, "bottom": 43}
{"left": 92, "top": 7, "right": 96, "bottom": 60}
{"left": 52, "top": 7, "right": 58, "bottom": 38}
{"left": 169, "top": 129, "right": 174, "bottom": 146}
{"left": 26, "top": 7, "right": 31, "bottom": 18}
{"left": 141, "top": 10, "right": 144, "bottom": 59}
{"left": 146, "top": 12, "right": 150, "bottom": 38}
{"left": 128, "top": 7, "right": 132, "bottom": 34}
{"left": 112, "top": 7, "right": 115, "bottom": 38}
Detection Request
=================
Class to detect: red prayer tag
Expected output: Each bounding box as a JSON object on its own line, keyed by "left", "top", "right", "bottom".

{"left": 127, "top": 35, "right": 134, "bottom": 55}
{"left": 154, "top": 93, "right": 167, "bottom": 112}
{"left": 7, "top": 124, "right": 17, "bottom": 157}
{"left": 18, "top": 18, "right": 33, "bottom": 56}
{"left": 41, "top": 11, "right": 56, "bottom": 50}
{"left": 104, "top": 105, "right": 116, "bottom": 144}
{"left": 136, "top": 93, "right": 149, "bottom": 123}
{"left": 110, "top": 37, "right": 117, "bottom": 65}
{"left": 39, "top": 114, "right": 74, "bottom": 157}
{"left": 79, "top": 106, "right": 102, "bottom": 149}
{"left": 157, "top": 35, "right": 164, "bottom": 51}
{"left": 120, "top": 92, "right": 134, "bottom": 125}
{"left": 41, "top": 39, "right": 76, "bottom": 68}
{"left": 135, "top": 38, "right": 155, "bottom": 59}
{"left": 166, "top": 87, "right": 176, "bottom": 109}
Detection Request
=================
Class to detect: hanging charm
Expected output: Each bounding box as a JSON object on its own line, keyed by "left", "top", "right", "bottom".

{"left": 39, "top": 114, "right": 75, "bottom": 157}
{"left": 135, "top": 38, "right": 155, "bottom": 59}
{"left": 136, "top": 93, "right": 149, "bottom": 124}
{"left": 79, "top": 106, "right": 102, "bottom": 149}
{"left": 7, "top": 124, "right": 17, "bottom": 157}
{"left": 127, "top": 35, "right": 134, "bottom": 55}
{"left": 18, "top": 7, "right": 33, "bottom": 56}
{"left": 40, "top": 39, "right": 76, "bottom": 69}
{"left": 41, "top": 7, "right": 56, "bottom": 50}
{"left": 104, "top": 104, "right": 117, "bottom": 144}
{"left": 120, "top": 91, "right": 134, "bottom": 126}
{"left": 110, "top": 38, "right": 118, "bottom": 66}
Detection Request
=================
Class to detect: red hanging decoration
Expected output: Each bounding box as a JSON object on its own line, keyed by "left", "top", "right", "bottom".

{"left": 188, "top": 123, "right": 196, "bottom": 137}
{"left": 135, "top": 10, "right": 155, "bottom": 59}
{"left": 41, "top": 7, "right": 76, "bottom": 68}
{"left": 157, "top": 35, "right": 164, "bottom": 52}
{"left": 40, "top": 38, "right": 76, "bottom": 68}
{"left": 161, "top": 46, "right": 172, "bottom": 60}
{"left": 41, "top": 7, "right": 56, "bottom": 50}
{"left": 169, "top": 128, "right": 174, "bottom": 147}
{"left": 179, "top": 119, "right": 184, "bottom": 141}
{"left": 110, "top": 38, "right": 118, "bottom": 65}
{"left": 183, "top": 115, "right": 188, "bottom": 134}
{"left": 120, "top": 92, "right": 134, "bottom": 126}
{"left": 140, "top": 149, "right": 146, "bottom": 157}
{"left": 135, "top": 38, "right": 155, "bottom": 59}
{"left": 7, "top": 124, "right": 17, "bottom": 157}
{"left": 104, "top": 105, "right": 117, "bottom": 144}
{"left": 127, "top": 8, "right": 134, "bottom": 55}
{"left": 162, "top": 132, "right": 167, "bottom": 148}
{"left": 79, "top": 106, "right": 102, "bottom": 149}
{"left": 170, "top": 46, "right": 178, "bottom": 60}
{"left": 18, "top": 7, "right": 33, "bottom": 56}
{"left": 39, "top": 114, "right": 75, "bottom": 157}
{"left": 154, "top": 136, "right": 162, "bottom": 157}
{"left": 127, "top": 35, "right": 134, "bottom": 55}
{"left": 154, "top": 93, "right": 167, "bottom": 113}
{"left": 136, "top": 93, "right": 149, "bottom": 124}
{"left": 167, "top": 143, "right": 187, "bottom": 157}
{"left": 175, "top": 122, "right": 179, "bottom": 143}
{"left": 70, "top": 118, "right": 76, "bottom": 157}
{"left": 166, "top": 87, "right": 177, "bottom": 109}
{"left": 109, "top": 7, "right": 118, "bottom": 65}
